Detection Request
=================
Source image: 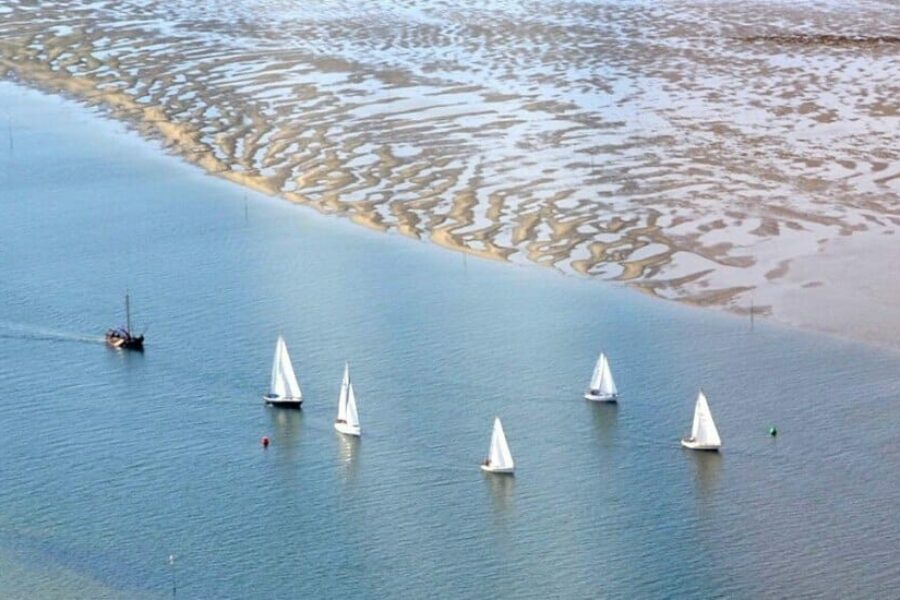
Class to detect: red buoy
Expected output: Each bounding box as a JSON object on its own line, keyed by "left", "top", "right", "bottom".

{"left": 261, "top": 436, "right": 270, "bottom": 448}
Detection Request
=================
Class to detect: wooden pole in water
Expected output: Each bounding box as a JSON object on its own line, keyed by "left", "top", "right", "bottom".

{"left": 168, "top": 554, "right": 177, "bottom": 599}
{"left": 750, "top": 296, "right": 754, "bottom": 332}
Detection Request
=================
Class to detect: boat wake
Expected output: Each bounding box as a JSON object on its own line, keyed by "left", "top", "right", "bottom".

{"left": 0, "top": 321, "right": 104, "bottom": 345}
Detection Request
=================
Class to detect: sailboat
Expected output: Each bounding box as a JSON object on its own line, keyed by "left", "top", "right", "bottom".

{"left": 334, "top": 363, "right": 361, "bottom": 437}
{"left": 584, "top": 352, "right": 617, "bottom": 402}
{"left": 481, "top": 417, "right": 515, "bottom": 474}
{"left": 681, "top": 390, "right": 722, "bottom": 451}
{"left": 105, "top": 292, "right": 144, "bottom": 351}
{"left": 263, "top": 336, "right": 303, "bottom": 408}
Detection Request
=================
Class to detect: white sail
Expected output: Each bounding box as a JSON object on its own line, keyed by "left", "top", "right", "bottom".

{"left": 598, "top": 354, "right": 617, "bottom": 396}
{"left": 335, "top": 363, "right": 360, "bottom": 435}
{"left": 346, "top": 382, "right": 360, "bottom": 429}
{"left": 269, "top": 338, "right": 282, "bottom": 395}
{"left": 589, "top": 354, "right": 604, "bottom": 390}
{"left": 488, "top": 417, "right": 514, "bottom": 471}
{"left": 337, "top": 363, "right": 350, "bottom": 422}
{"left": 690, "top": 391, "right": 721, "bottom": 447}
{"left": 270, "top": 336, "right": 301, "bottom": 399}
{"left": 588, "top": 353, "right": 617, "bottom": 397}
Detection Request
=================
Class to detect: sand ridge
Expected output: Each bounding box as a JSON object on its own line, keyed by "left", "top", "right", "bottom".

{"left": 1, "top": 0, "right": 899, "bottom": 344}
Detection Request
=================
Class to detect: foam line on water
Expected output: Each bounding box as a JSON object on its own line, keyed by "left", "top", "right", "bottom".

{"left": 0, "top": 321, "right": 104, "bottom": 345}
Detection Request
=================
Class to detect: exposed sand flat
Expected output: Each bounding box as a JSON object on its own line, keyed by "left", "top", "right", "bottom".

{"left": 1, "top": 0, "right": 898, "bottom": 344}
{"left": 757, "top": 233, "right": 900, "bottom": 348}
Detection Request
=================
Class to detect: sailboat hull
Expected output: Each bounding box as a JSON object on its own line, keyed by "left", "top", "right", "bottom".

{"left": 263, "top": 395, "right": 302, "bottom": 409}
{"left": 334, "top": 421, "right": 360, "bottom": 437}
{"left": 681, "top": 438, "right": 720, "bottom": 451}
{"left": 584, "top": 390, "right": 617, "bottom": 402}
{"left": 481, "top": 465, "right": 514, "bottom": 474}
{"left": 105, "top": 333, "right": 144, "bottom": 351}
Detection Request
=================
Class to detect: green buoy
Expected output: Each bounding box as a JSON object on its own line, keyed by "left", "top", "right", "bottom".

{"left": 769, "top": 426, "right": 778, "bottom": 437}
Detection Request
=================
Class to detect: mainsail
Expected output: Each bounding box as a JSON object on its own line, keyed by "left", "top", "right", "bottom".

{"left": 270, "top": 336, "right": 302, "bottom": 399}
{"left": 335, "top": 363, "right": 361, "bottom": 435}
{"left": 589, "top": 353, "right": 617, "bottom": 396}
{"left": 488, "top": 417, "right": 514, "bottom": 470}
{"left": 690, "top": 391, "right": 721, "bottom": 447}
{"left": 345, "top": 380, "right": 359, "bottom": 429}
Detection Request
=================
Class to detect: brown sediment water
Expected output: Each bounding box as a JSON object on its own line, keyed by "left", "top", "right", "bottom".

{"left": 1, "top": 0, "right": 898, "bottom": 345}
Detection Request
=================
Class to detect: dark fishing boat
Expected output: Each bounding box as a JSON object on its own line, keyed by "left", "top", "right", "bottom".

{"left": 105, "top": 292, "right": 144, "bottom": 351}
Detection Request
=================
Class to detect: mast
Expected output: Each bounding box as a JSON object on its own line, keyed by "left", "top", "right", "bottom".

{"left": 125, "top": 291, "right": 132, "bottom": 334}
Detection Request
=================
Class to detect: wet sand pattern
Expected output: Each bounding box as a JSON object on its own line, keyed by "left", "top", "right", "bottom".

{"left": 1, "top": 0, "right": 898, "bottom": 316}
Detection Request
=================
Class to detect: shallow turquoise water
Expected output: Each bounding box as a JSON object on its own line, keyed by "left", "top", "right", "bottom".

{"left": 1, "top": 82, "right": 900, "bottom": 599}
